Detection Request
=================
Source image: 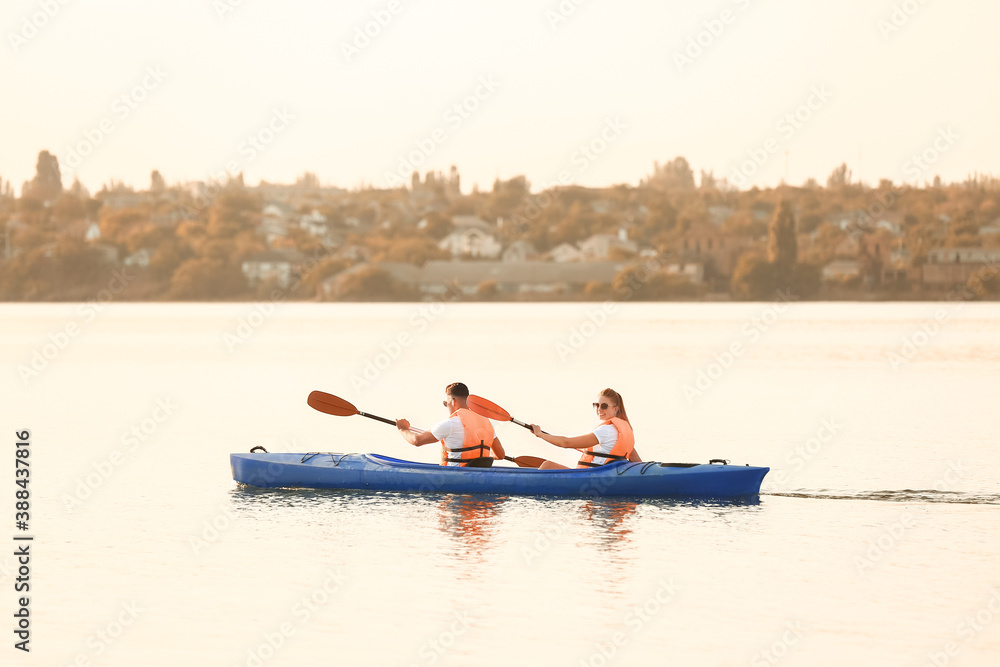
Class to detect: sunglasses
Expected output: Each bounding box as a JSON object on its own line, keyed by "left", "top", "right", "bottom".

{"left": 593, "top": 402, "right": 615, "bottom": 410}
{"left": 442, "top": 397, "right": 454, "bottom": 407}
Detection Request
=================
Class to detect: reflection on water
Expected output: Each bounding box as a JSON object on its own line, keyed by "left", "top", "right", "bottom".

{"left": 436, "top": 495, "right": 505, "bottom": 565}
{"left": 228, "top": 485, "right": 448, "bottom": 512}
{"left": 580, "top": 498, "right": 638, "bottom": 547}
{"left": 229, "top": 484, "right": 767, "bottom": 515}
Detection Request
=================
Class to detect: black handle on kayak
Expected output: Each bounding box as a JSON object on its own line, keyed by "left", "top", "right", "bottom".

{"left": 709, "top": 458, "right": 730, "bottom": 465}
{"left": 359, "top": 411, "right": 396, "bottom": 426}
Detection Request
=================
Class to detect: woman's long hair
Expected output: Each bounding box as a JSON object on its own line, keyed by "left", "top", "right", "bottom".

{"left": 600, "top": 388, "right": 629, "bottom": 423}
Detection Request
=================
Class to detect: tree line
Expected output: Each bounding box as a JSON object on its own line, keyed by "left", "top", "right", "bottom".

{"left": 0, "top": 153, "right": 998, "bottom": 301}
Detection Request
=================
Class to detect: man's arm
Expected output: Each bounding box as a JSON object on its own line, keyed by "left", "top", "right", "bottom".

{"left": 395, "top": 419, "right": 439, "bottom": 447}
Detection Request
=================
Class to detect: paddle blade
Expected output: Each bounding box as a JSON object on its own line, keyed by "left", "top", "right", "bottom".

{"left": 307, "top": 391, "right": 360, "bottom": 417}
{"left": 506, "top": 455, "right": 546, "bottom": 469}
{"left": 468, "top": 395, "right": 512, "bottom": 422}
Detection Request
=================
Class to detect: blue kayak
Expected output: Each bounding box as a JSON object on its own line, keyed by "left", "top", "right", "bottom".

{"left": 230, "top": 453, "right": 769, "bottom": 499}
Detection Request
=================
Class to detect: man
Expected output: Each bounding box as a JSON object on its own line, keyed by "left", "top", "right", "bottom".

{"left": 395, "top": 382, "right": 505, "bottom": 467}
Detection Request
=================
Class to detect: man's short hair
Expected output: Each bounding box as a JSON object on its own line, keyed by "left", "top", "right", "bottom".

{"left": 445, "top": 382, "right": 469, "bottom": 398}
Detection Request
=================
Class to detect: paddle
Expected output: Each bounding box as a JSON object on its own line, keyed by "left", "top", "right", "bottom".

{"left": 468, "top": 395, "right": 548, "bottom": 468}
{"left": 307, "top": 391, "right": 398, "bottom": 427}
{"left": 308, "top": 391, "right": 542, "bottom": 467}
{"left": 468, "top": 395, "right": 547, "bottom": 434}
{"left": 504, "top": 455, "right": 546, "bottom": 469}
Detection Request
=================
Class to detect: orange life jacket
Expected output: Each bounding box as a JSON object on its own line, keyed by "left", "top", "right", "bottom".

{"left": 577, "top": 417, "right": 635, "bottom": 468}
{"left": 441, "top": 408, "right": 495, "bottom": 467}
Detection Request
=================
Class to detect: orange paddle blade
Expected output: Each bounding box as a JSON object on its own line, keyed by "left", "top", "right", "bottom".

{"left": 512, "top": 455, "right": 545, "bottom": 469}
{"left": 307, "top": 391, "right": 360, "bottom": 417}
{"left": 468, "top": 395, "right": 512, "bottom": 422}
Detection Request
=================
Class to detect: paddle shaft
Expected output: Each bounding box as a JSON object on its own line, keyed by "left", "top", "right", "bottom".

{"left": 363, "top": 406, "right": 530, "bottom": 462}
{"left": 511, "top": 417, "right": 547, "bottom": 435}
{"left": 359, "top": 411, "right": 396, "bottom": 426}
{"left": 466, "top": 395, "right": 548, "bottom": 435}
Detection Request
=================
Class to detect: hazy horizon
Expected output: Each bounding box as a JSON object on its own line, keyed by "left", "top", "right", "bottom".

{"left": 3, "top": 0, "right": 997, "bottom": 195}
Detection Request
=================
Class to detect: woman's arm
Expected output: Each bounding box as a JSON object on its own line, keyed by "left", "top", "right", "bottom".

{"left": 530, "top": 425, "right": 598, "bottom": 450}
{"left": 627, "top": 447, "right": 642, "bottom": 462}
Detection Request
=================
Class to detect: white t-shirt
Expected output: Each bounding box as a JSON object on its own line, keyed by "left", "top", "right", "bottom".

{"left": 590, "top": 423, "right": 619, "bottom": 456}
{"left": 431, "top": 416, "right": 465, "bottom": 456}
{"left": 432, "top": 415, "right": 495, "bottom": 465}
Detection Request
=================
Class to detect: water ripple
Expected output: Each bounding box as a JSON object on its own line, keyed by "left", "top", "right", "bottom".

{"left": 764, "top": 489, "right": 1000, "bottom": 505}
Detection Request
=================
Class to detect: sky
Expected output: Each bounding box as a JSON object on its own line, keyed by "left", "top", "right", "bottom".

{"left": 2, "top": 0, "right": 998, "bottom": 195}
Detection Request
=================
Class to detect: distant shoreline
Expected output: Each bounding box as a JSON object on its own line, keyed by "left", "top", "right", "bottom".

{"left": 4, "top": 295, "right": 998, "bottom": 305}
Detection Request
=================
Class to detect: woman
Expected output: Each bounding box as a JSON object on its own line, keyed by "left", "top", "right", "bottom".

{"left": 530, "top": 388, "right": 641, "bottom": 469}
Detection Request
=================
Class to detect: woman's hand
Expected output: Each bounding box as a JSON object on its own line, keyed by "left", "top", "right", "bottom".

{"left": 395, "top": 418, "right": 411, "bottom": 431}
{"left": 530, "top": 424, "right": 542, "bottom": 437}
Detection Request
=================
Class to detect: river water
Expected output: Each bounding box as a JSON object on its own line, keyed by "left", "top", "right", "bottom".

{"left": 2, "top": 302, "right": 998, "bottom": 666}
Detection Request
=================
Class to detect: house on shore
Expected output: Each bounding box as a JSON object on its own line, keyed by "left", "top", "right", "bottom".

{"left": 124, "top": 248, "right": 152, "bottom": 268}
{"left": 438, "top": 215, "right": 502, "bottom": 259}
{"left": 241, "top": 250, "right": 305, "bottom": 289}
{"left": 674, "top": 222, "right": 751, "bottom": 276}
{"left": 501, "top": 240, "right": 537, "bottom": 263}
{"left": 921, "top": 247, "right": 1000, "bottom": 288}
{"left": 578, "top": 229, "right": 637, "bottom": 260}
{"left": 548, "top": 243, "right": 583, "bottom": 262}
{"left": 822, "top": 259, "right": 861, "bottom": 282}
{"left": 258, "top": 202, "right": 294, "bottom": 245}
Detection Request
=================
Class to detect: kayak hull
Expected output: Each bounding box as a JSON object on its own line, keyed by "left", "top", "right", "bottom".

{"left": 230, "top": 453, "right": 769, "bottom": 499}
